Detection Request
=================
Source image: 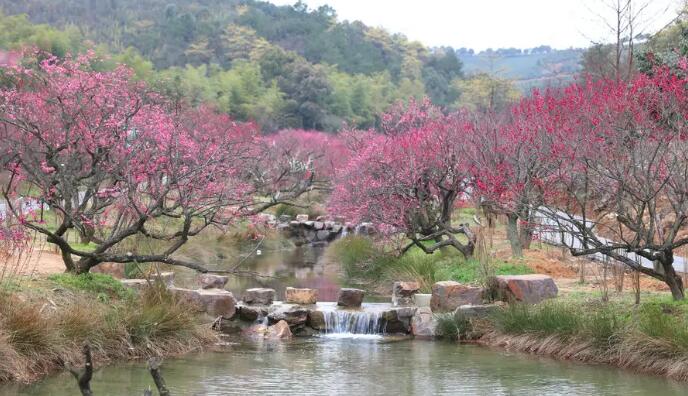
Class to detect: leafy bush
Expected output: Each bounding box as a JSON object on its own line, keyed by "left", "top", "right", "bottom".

{"left": 48, "top": 273, "right": 133, "bottom": 300}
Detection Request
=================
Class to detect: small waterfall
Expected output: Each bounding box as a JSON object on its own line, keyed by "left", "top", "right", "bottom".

{"left": 322, "top": 310, "right": 384, "bottom": 335}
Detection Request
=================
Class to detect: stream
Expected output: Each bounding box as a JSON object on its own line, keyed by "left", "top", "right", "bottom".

{"left": 6, "top": 337, "right": 688, "bottom": 395}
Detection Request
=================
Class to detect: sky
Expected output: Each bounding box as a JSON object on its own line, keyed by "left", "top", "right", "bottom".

{"left": 267, "top": 0, "right": 682, "bottom": 51}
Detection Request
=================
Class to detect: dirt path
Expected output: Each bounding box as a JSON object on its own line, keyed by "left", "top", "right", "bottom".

{"left": 1, "top": 248, "right": 66, "bottom": 277}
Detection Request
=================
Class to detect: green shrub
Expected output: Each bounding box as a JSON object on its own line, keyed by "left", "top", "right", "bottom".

{"left": 492, "top": 301, "right": 582, "bottom": 337}
{"left": 434, "top": 312, "right": 471, "bottom": 340}
{"left": 48, "top": 273, "right": 133, "bottom": 300}
{"left": 384, "top": 250, "right": 456, "bottom": 292}
{"left": 434, "top": 258, "right": 532, "bottom": 284}
{"left": 274, "top": 203, "right": 301, "bottom": 219}
{"left": 328, "top": 236, "right": 380, "bottom": 279}
{"left": 637, "top": 302, "right": 688, "bottom": 352}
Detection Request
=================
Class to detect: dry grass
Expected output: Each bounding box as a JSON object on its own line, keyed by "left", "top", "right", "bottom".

{"left": 481, "top": 300, "right": 688, "bottom": 381}
{"left": 482, "top": 332, "right": 688, "bottom": 381}
{"left": 0, "top": 282, "right": 217, "bottom": 384}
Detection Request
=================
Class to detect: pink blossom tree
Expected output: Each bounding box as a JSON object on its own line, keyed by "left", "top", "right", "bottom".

{"left": 331, "top": 100, "right": 476, "bottom": 257}
{"left": 0, "top": 53, "right": 312, "bottom": 274}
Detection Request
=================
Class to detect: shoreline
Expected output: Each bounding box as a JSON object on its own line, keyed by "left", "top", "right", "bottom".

{"left": 476, "top": 331, "right": 688, "bottom": 382}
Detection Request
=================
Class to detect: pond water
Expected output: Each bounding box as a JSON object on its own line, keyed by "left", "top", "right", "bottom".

{"left": 6, "top": 337, "right": 688, "bottom": 395}
{"left": 176, "top": 244, "right": 346, "bottom": 301}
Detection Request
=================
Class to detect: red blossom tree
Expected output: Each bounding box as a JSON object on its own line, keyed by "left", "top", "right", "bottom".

{"left": 0, "top": 53, "right": 312, "bottom": 274}
{"left": 331, "top": 100, "right": 476, "bottom": 257}
{"left": 535, "top": 69, "right": 688, "bottom": 300}
{"left": 469, "top": 91, "right": 568, "bottom": 257}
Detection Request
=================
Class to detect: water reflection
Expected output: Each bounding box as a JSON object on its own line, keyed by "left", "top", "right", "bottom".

{"left": 177, "top": 245, "right": 343, "bottom": 301}
{"left": 7, "top": 339, "right": 688, "bottom": 395}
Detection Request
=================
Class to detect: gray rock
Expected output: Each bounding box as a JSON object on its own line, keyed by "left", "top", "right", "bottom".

{"left": 382, "top": 308, "right": 416, "bottom": 334}
{"left": 243, "top": 288, "right": 276, "bottom": 305}
{"left": 392, "top": 281, "right": 420, "bottom": 306}
{"left": 307, "top": 310, "right": 326, "bottom": 330}
{"left": 267, "top": 305, "right": 309, "bottom": 326}
{"left": 198, "top": 274, "right": 228, "bottom": 289}
{"left": 170, "top": 287, "right": 237, "bottom": 319}
{"left": 316, "top": 230, "right": 331, "bottom": 241}
{"left": 411, "top": 307, "right": 436, "bottom": 338}
{"left": 197, "top": 289, "right": 237, "bottom": 319}
{"left": 337, "top": 288, "right": 365, "bottom": 307}
{"left": 313, "top": 221, "right": 325, "bottom": 230}
{"left": 237, "top": 305, "right": 269, "bottom": 322}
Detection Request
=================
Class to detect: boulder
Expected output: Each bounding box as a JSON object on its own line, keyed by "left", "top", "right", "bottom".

{"left": 337, "top": 288, "right": 365, "bottom": 307}
{"left": 196, "top": 289, "right": 237, "bottom": 319}
{"left": 303, "top": 221, "right": 315, "bottom": 228}
{"left": 430, "top": 281, "right": 484, "bottom": 312}
{"left": 382, "top": 307, "right": 416, "bottom": 334}
{"left": 296, "top": 214, "right": 309, "bottom": 222}
{"left": 411, "top": 307, "right": 436, "bottom": 338}
{"left": 169, "top": 287, "right": 202, "bottom": 308}
{"left": 266, "top": 320, "right": 292, "bottom": 340}
{"left": 313, "top": 221, "right": 325, "bottom": 230}
{"left": 392, "top": 281, "right": 420, "bottom": 306}
{"left": 316, "top": 230, "right": 331, "bottom": 241}
{"left": 305, "top": 230, "right": 317, "bottom": 242}
{"left": 243, "top": 288, "right": 276, "bottom": 305}
{"left": 170, "top": 287, "right": 237, "bottom": 319}
{"left": 237, "top": 305, "right": 269, "bottom": 322}
{"left": 307, "top": 310, "right": 326, "bottom": 330}
{"left": 198, "top": 274, "right": 229, "bottom": 290}
{"left": 267, "top": 305, "right": 309, "bottom": 327}
{"left": 331, "top": 224, "right": 342, "bottom": 234}
{"left": 495, "top": 274, "right": 558, "bottom": 304}
{"left": 284, "top": 287, "right": 318, "bottom": 305}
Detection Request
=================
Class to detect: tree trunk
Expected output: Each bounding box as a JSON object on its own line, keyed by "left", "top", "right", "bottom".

{"left": 661, "top": 255, "right": 684, "bottom": 300}
{"left": 75, "top": 257, "right": 99, "bottom": 275}
{"left": 507, "top": 214, "right": 523, "bottom": 258}
{"left": 517, "top": 209, "right": 534, "bottom": 250}
{"left": 59, "top": 245, "right": 76, "bottom": 273}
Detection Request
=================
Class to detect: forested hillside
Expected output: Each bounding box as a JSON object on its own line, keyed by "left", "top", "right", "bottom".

{"left": 458, "top": 46, "right": 584, "bottom": 91}
{"left": 0, "top": 0, "right": 464, "bottom": 131}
